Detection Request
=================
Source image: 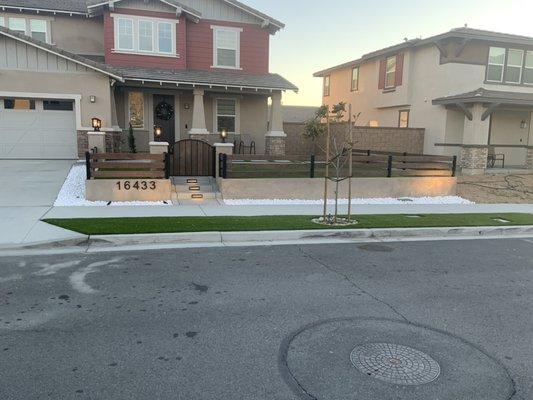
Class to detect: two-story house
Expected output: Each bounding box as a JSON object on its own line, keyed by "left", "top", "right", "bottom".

{"left": 0, "top": 0, "right": 297, "bottom": 160}
{"left": 314, "top": 28, "right": 533, "bottom": 174}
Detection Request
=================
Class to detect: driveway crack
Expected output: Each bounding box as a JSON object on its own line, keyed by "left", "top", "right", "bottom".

{"left": 297, "top": 246, "right": 410, "bottom": 323}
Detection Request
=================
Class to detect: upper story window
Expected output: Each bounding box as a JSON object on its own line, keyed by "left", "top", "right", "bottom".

{"left": 486, "top": 46, "right": 533, "bottom": 85}
{"left": 3, "top": 16, "right": 49, "bottom": 42}
{"left": 113, "top": 14, "right": 177, "bottom": 57}
{"left": 212, "top": 26, "right": 242, "bottom": 69}
{"left": 487, "top": 47, "right": 506, "bottom": 82}
{"left": 506, "top": 49, "right": 524, "bottom": 84}
{"left": 524, "top": 51, "right": 533, "bottom": 85}
{"left": 324, "top": 75, "right": 330, "bottom": 97}
{"left": 351, "top": 67, "right": 359, "bottom": 91}
{"left": 385, "top": 56, "right": 396, "bottom": 89}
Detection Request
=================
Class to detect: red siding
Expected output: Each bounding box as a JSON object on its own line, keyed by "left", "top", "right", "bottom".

{"left": 186, "top": 19, "right": 269, "bottom": 74}
{"left": 103, "top": 9, "right": 270, "bottom": 74}
{"left": 104, "top": 8, "right": 187, "bottom": 70}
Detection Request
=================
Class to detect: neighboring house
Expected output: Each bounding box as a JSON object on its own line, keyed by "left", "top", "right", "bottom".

{"left": 0, "top": 0, "right": 297, "bottom": 160}
{"left": 314, "top": 27, "right": 533, "bottom": 174}
{"left": 281, "top": 105, "right": 319, "bottom": 123}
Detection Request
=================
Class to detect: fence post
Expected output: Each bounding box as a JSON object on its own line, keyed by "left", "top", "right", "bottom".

{"left": 366, "top": 149, "right": 371, "bottom": 164}
{"left": 310, "top": 154, "right": 316, "bottom": 178}
{"left": 452, "top": 155, "right": 458, "bottom": 177}
{"left": 85, "top": 151, "right": 91, "bottom": 180}
{"left": 219, "top": 153, "right": 228, "bottom": 179}
{"left": 387, "top": 155, "right": 393, "bottom": 178}
{"left": 164, "top": 152, "right": 170, "bottom": 179}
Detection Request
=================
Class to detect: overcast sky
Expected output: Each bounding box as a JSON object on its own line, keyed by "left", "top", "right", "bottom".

{"left": 244, "top": 0, "right": 533, "bottom": 106}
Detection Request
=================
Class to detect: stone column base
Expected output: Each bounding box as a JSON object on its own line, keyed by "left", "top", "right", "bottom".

{"left": 526, "top": 147, "right": 533, "bottom": 169}
{"left": 265, "top": 135, "right": 286, "bottom": 156}
{"left": 460, "top": 146, "right": 488, "bottom": 175}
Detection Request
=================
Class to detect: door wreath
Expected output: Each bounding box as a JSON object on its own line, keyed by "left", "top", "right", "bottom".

{"left": 155, "top": 101, "right": 174, "bottom": 121}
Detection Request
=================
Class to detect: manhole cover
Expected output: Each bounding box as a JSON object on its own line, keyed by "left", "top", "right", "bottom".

{"left": 350, "top": 343, "right": 441, "bottom": 385}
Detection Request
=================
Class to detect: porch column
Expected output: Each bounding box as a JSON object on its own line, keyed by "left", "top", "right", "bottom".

{"left": 265, "top": 91, "right": 286, "bottom": 156}
{"left": 460, "top": 103, "right": 490, "bottom": 175}
{"left": 189, "top": 89, "right": 209, "bottom": 135}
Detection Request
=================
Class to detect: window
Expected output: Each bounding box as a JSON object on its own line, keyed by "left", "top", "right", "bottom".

{"left": 30, "top": 19, "right": 47, "bottom": 42}
{"left": 487, "top": 47, "right": 506, "bottom": 82}
{"left": 398, "top": 110, "right": 410, "bottom": 128}
{"left": 4, "top": 98, "right": 35, "bottom": 110}
{"left": 213, "top": 26, "right": 241, "bottom": 68}
{"left": 158, "top": 22, "right": 173, "bottom": 54}
{"left": 128, "top": 92, "right": 144, "bottom": 129}
{"left": 0, "top": 17, "right": 4, "bottom": 27}
{"left": 351, "top": 67, "right": 359, "bottom": 91}
{"left": 138, "top": 20, "right": 153, "bottom": 52}
{"left": 324, "top": 75, "right": 330, "bottom": 97}
{"left": 505, "top": 49, "right": 524, "bottom": 84}
{"left": 524, "top": 51, "right": 533, "bottom": 85}
{"left": 216, "top": 99, "right": 237, "bottom": 133}
{"left": 43, "top": 100, "right": 73, "bottom": 111}
{"left": 369, "top": 120, "right": 379, "bottom": 127}
{"left": 117, "top": 18, "right": 134, "bottom": 51}
{"left": 8, "top": 17, "right": 26, "bottom": 34}
{"left": 385, "top": 56, "right": 396, "bottom": 88}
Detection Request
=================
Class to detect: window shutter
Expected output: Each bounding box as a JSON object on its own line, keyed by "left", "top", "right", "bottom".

{"left": 395, "top": 53, "right": 404, "bottom": 87}
{"left": 378, "top": 59, "right": 386, "bottom": 89}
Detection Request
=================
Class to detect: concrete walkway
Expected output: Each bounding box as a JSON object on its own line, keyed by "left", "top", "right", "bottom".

{"left": 44, "top": 203, "right": 533, "bottom": 219}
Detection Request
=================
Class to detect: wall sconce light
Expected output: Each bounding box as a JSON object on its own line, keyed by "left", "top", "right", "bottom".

{"left": 154, "top": 125, "right": 163, "bottom": 141}
{"left": 220, "top": 128, "right": 228, "bottom": 143}
{"left": 520, "top": 120, "right": 528, "bottom": 129}
{"left": 89, "top": 95, "right": 96, "bottom": 103}
{"left": 91, "top": 117, "right": 102, "bottom": 132}
{"left": 184, "top": 103, "right": 190, "bottom": 110}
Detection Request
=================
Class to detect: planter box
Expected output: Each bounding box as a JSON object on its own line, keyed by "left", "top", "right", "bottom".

{"left": 86, "top": 179, "right": 172, "bottom": 202}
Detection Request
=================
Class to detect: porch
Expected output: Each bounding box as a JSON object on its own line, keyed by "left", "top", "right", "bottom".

{"left": 434, "top": 88, "right": 533, "bottom": 175}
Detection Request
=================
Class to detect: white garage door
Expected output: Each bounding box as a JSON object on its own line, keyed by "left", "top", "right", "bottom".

{"left": 0, "top": 98, "right": 77, "bottom": 159}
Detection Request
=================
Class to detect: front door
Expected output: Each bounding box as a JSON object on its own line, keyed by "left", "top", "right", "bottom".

{"left": 153, "top": 95, "right": 175, "bottom": 143}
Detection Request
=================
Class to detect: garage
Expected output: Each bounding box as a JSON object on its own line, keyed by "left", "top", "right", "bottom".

{"left": 0, "top": 97, "right": 78, "bottom": 159}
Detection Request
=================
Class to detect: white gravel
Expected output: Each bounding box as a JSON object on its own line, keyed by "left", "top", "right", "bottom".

{"left": 224, "top": 196, "right": 474, "bottom": 206}
{"left": 54, "top": 164, "right": 170, "bottom": 207}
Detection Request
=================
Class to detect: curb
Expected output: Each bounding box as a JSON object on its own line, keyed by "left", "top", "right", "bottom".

{"left": 1, "top": 226, "right": 532, "bottom": 254}
{"left": 90, "top": 225, "right": 533, "bottom": 247}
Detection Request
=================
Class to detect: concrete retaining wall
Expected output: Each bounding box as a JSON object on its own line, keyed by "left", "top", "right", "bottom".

{"left": 219, "top": 177, "right": 457, "bottom": 200}
{"left": 86, "top": 179, "right": 172, "bottom": 202}
{"left": 284, "top": 122, "right": 425, "bottom": 156}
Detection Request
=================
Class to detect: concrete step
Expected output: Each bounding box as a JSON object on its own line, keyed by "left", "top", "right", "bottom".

{"left": 176, "top": 192, "right": 217, "bottom": 200}
{"left": 174, "top": 184, "right": 217, "bottom": 193}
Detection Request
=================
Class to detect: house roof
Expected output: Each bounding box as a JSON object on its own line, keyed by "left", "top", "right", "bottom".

{"left": 115, "top": 66, "right": 298, "bottom": 91}
{"left": 279, "top": 106, "right": 319, "bottom": 123}
{"left": 314, "top": 27, "right": 533, "bottom": 77}
{"left": 433, "top": 88, "right": 533, "bottom": 106}
{"left": 86, "top": 0, "right": 202, "bottom": 20}
{"left": 0, "top": 26, "right": 297, "bottom": 92}
{"left": 0, "top": 26, "right": 124, "bottom": 80}
{"left": 0, "top": 0, "right": 284, "bottom": 30}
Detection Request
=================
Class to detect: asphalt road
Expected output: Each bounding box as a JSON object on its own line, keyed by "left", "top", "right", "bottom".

{"left": 0, "top": 238, "right": 532, "bottom": 400}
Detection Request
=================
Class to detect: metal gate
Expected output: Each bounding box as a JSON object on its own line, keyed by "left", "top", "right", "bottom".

{"left": 171, "top": 139, "right": 216, "bottom": 177}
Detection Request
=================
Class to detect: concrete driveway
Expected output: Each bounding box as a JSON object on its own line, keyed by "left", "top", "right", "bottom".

{"left": 0, "top": 160, "right": 82, "bottom": 245}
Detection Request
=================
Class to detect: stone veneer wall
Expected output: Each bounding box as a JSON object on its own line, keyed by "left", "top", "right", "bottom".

{"left": 526, "top": 147, "right": 533, "bottom": 169}
{"left": 265, "top": 136, "right": 286, "bottom": 156}
{"left": 284, "top": 123, "right": 425, "bottom": 156}
{"left": 460, "top": 146, "right": 488, "bottom": 175}
{"left": 77, "top": 131, "right": 123, "bottom": 157}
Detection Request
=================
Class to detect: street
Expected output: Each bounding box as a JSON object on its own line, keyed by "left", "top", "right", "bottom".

{"left": 1, "top": 238, "right": 532, "bottom": 399}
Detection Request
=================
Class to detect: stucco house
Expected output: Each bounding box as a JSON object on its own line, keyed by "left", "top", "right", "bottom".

{"left": 0, "top": 0, "right": 297, "bottom": 160}
{"left": 314, "top": 27, "right": 533, "bottom": 174}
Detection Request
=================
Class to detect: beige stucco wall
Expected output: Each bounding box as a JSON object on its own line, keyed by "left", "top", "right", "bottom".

{"left": 490, "top": 110, "right": 531, "bottom": 166}
{"left": 0, "top": 69, "right": 114, "bottom": 129}
{"left": 219, "top": 177, "right": 457, "bottom": 200}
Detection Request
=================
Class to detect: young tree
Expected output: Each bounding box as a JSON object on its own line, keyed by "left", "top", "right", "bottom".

{"left": 302, "top": 105, "right": 328, "bottom": 156}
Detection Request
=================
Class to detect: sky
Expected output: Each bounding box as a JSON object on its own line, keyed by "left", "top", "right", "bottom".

{"left": 243, "top": 0, "right": 533, "bottom": 106}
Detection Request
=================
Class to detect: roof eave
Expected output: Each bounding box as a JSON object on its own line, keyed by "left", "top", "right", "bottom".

{"left": 0, "top": 4, "right": 88, "bottom": 16}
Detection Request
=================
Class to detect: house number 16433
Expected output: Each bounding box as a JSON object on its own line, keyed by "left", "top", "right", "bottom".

{"left": 116, "top": 181, "right": 157, "bottom": 191}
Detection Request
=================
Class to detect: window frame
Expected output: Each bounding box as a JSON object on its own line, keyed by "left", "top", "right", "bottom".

{"left": 398, "top": 110, "right": 410, "bottom": 128}
{"left": 211, "top": 25, "right": 242, "bottom": 70}
{"left": 504, "top": 48, "right": 524, "bottom": 84}
{"left": 127, "top": 91, "right": 145, "bottom": 130}
{"left": 8, "top": 17, "right": 27, "bottom": 34}
{"left": 214, "top": 98, "right": 239, "bottom": 134}
{"left": 112, "top": 13, "right": 177, "bottom": 57}
{"left": 0, "top": 16, "right": 5, "bottom": 27}
{"left": 29, "top": 19, "right": 48, "bottom": 42}
{"left": 137, "top": 19, "right": 154, "bottom": 53}
{"left": 524, "top": 51, "right": 533, "bottom": 85}
{"left": 323, "top": 75, "right": 331, "bottom": 97}
{"left": 385, "top": 56, "right": 396, "bottom": 89}
{"left": 351, "top": 66, "right": 359, "bottom": 91}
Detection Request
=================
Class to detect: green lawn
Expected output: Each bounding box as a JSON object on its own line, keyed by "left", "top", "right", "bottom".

{"left": 43, "top": 213, "right": 533, "bottom": 236}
